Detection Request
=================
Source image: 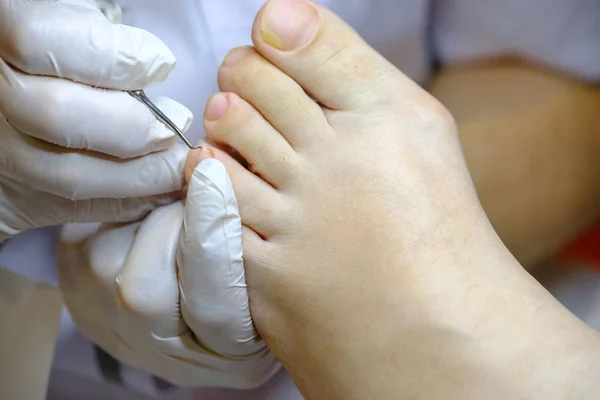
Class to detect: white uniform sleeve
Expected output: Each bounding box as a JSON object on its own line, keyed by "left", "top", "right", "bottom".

{"left": 432, "top": 0, "right": 600, "bottom": 82}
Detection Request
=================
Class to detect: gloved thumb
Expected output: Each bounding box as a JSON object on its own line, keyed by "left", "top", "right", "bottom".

{"left": 178, "top": 151, "right": 266, "bottom": 357}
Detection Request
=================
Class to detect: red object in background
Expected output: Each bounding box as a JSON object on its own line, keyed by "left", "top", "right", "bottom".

{"left": 559, "top": 222, "right": 600, "bottom": 269}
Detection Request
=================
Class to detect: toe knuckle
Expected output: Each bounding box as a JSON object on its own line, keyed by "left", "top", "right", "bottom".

{"left": 319, "top": 45, "right": 351, "bottom": 73}
{"left": 209, "top": 106, "right": 255, "bottom": 143}
{"left": 319, "top": 44, "right": 374, "bottom": 83}
{"left": 415, "top": 96, "right": 457, "bottom": 135}
{"left": 262, "top": 199, "right": 291, "bottom": 225}
{"left": 229, "top": 105, "right": 257, "bottom": 132}
{"left": 218, "top": 46, "right": 256, "bottom": 85}
{"left": 234, "top": 58, "right": 263, "bottom": 88}
{"left": 254, "top": 203, "right": 278, "bottom": 221}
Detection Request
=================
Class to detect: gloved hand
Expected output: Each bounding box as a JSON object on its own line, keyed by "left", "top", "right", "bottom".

{"left": 58, "top": 157, "right": 280, "bottom": 389}
{"left": 0, "top": 0, "right": 191, "bottom": 242}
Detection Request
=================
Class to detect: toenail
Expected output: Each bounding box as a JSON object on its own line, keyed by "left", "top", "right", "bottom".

{"left": 222, "top": 46, "right": 252, "bottom": 67}
{"left": 261, "top": 0, "right": 318, "bottom": 51}
{"left": 184, "top": 146, "right": 214, "bottom": 184}
{"left": 205, "top": 93, "right": 230, "bottom": 121}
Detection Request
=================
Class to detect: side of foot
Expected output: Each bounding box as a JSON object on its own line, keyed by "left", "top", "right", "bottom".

{"left": 186, "top": 1, "right": 600, "bottom": 399}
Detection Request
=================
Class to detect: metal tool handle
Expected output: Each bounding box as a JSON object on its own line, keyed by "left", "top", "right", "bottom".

{"left": 128, "top": 90, "right": 196, "bottom": 149}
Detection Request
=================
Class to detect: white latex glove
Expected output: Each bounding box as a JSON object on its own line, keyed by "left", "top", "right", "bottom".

{"left": 0, "top": 0, "right": 191, "bottom": 242}
{"left": 58, "top": 158, "right": 280, "bottom": 389}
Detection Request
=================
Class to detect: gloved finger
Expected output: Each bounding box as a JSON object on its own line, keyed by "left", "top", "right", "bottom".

{"left": 178, "top": 158, "right": 264, "bottom": 357}
{"left": 117, "top": 202, "right": 188, "bottom": 338}
{"left": 0, "top": 118, "right": 189, "bottom": 200}
{"left": 83, "top": 221, "right": 141, "bottom": 338}
{"left": 58, "top": 223, "right": 116, "bottom": 345}
{"left": 58, "top": 222, "right": 142, "bottom": 368}
{"left": 0, "top": 0, "right": 175, "bottom": 89}
{"left": 85, "top": 222, "right": 141, "bottom": 297}
{"left": 0, "top": 175, "right": 179, "bottom": 235}
{"left": 0, "top": 60, "right": 191, "bottom": 158}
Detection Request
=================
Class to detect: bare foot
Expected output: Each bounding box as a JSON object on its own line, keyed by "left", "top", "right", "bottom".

{"left": 185, "top": 1, "right": 600, "bottom": 399}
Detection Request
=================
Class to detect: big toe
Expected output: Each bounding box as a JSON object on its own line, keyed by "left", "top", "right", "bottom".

{"left": 252, "top": 0, "right": 421, "bottom": 110}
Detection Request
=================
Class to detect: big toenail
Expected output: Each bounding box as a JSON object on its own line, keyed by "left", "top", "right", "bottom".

{"left": 205, "top": 93, "right": 230, "bottom": 121}
{"left": 261, "top": 0, "right": 318, "bottom": 51}
{"left": 222, "top": 46, "right": 252, "bottom": 67}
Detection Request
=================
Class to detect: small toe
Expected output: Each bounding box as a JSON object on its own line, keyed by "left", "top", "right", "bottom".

{"left": 207, "top": 146, "right": 289, "bottom": 239}
{"left": 219, "top": 46, "right": 332, "bottom": 148}
{"left": 204, "top": 92, "right": 299, "bottom": 188}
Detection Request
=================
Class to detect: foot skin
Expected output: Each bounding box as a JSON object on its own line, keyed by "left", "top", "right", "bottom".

{"left": 187, "top": 1, "right": 600, "bottom": 399}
